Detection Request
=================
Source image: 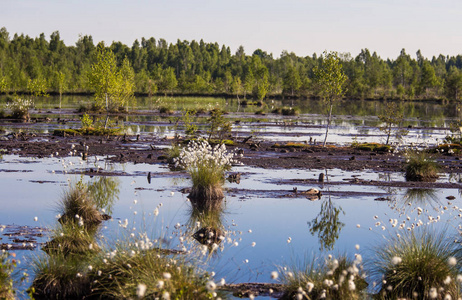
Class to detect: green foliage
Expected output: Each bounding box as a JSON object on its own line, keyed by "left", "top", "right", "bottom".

{"left": 1, "top": 27, "right": 462, "bottom": 100}
{"left": 80, "top": 113, "right": 93, "bottom": 128}
{"left": 308, "top": 198, "right": 345, "bottom": 251}
{"left": 314, "top": 51, "right": 348, "bottom": 147}
{"left": 404, "top": 149, "right": 440, "bottom": 181}
{"left": 278, "top": 254, "right": 368, "bottom": 300}
{"left": 28, "top": 77, "right": 48, "bottom": 98}
{"left": 378, "top": 102, "right": 408, "bottom": 145}
{"left": 370, "top": 229, "right": 461, "bottom": 300}
{"left": 88, "top": 44, "right": 135, "bottom": 126}
{"left": 207, "top": 108, "right": 232, "bottom": 143}
{"left": 182, "top": 109, "right": 198, "bottom": 137}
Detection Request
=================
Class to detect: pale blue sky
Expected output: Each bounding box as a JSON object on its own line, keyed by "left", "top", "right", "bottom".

{"left": 2, "top": 0, "right": 462, "bottom": 60}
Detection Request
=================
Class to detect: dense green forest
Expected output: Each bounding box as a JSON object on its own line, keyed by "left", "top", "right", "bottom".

{"left": 1, "top": 27, "right": 462, "bottom": 101}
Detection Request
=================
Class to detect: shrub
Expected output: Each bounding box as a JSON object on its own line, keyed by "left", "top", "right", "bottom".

{"left": 353, "top": 143, "right": 392, "bottom": 153}
{"left": 404, "top": 149, "right": 440, "bottom": 181}
{"left": 369, "top": 229, "right": 461, "bottom": 300}
{"left": 278, "top": 254, "right": 368, "bottom": 300}
{"left": 174, "top": 139, "right": 237, "bottom": 200}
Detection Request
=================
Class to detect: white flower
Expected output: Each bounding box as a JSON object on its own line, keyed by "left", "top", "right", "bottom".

{"left": 136, "top": 283, "right": 147, "bottom": 298}
{"left": 33, "top": 217, "right": 38, "bottom": 222}
{"left": 251, "top": 242, "right": 256, "bottom": 247}
{"left": 306, "top": 282, "right": 314, "bottom": 292}
{"left": 429, "top": 287, "right": 438, "bottom": 299}
{"left": 156, "top": 280, "right": 164, "bottom": 288}
{"left": 163, "top": 272, "right": 171, "bottom": 280}
{"left": 271, "top": 271, "right": 278, "bottom": 279}
{"left": 448, "top": 256, "right": 457, "bottom": 266}
{"left": 391, "top": 256, "right": 402, "bottom": 265}
{"left": 206, "top": 280, "right": 216, "bottom": 291}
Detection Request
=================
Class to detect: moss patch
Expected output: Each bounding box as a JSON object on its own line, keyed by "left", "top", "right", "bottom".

{"left": 53, "top": 128, "right": 122, "bottom": 136}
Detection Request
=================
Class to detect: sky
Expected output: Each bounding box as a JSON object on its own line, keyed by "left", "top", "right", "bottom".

{"left": 2, "top": 0, "right": 462, "bottom": 60}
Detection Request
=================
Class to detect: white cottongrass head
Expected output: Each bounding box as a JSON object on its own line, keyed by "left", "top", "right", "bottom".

{"left": 391, "top": 256, "right": 402, "bottom": 265}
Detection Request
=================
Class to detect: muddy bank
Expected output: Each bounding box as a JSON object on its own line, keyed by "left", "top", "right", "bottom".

{"left": 2, "top": 133, "right": 461, "bottom": 176}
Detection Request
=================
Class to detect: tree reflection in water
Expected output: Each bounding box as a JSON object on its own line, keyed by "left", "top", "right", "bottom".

{"left": 308, "top": 196, "right": 345, "bottom": 251}
{"left": 87, "top": 176, "right": 120, "bottom": 215}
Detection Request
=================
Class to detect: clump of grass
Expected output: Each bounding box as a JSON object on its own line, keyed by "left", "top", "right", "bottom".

{"left": 159, "top": 105, "right": 174, "bottom": 114}
{"left": 58, "top": 181, "right": 108, "bottom": 229}
{"left": 174, "top": 139, "right": 237, "bottom": 201}
{"left": 404, "top": 149, "right": 440, "bottom": 181}
{"left": 31, "top": 251, "right": 91, "bottom": 300}
{"left": 0, "top": 252, "right": 15, "bottom": 299}
{"left": 42, "top": 223, "right": 100, "bottom": 257}
{"left": 277, "top": 254, "right": 368, "bottom": 300}
{"left": 88, "top": 242, "right": 219, "bottom": 299}
{"left": 165, "top": 143, "right": 182, "bottom": 165}
{"left": 369, "top": 229, "right": 461, "bottom": 300}
{"left": 5, "top": 97, "right": 33, "bottom": 120}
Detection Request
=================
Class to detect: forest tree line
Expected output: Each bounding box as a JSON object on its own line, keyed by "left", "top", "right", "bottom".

{"left": 1, "top": 27, "right": 462, "bottom": 101}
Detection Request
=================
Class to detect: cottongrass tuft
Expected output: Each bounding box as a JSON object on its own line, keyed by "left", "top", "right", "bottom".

{"left": 404, "top": 149, "right": 440, "bottom": 182}
{"left": 277, "top": 254, "right": 368, "bottom": 300}
{"left": 369, "top": 228, "right": 462, "bottom": 300}
{"left": 174, "top": 139, "right": 237, "bottom": 201}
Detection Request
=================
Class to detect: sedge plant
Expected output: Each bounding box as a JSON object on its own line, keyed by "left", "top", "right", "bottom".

{"left": 277, "top": 254, "right": 368, "bottom": 300}
{"left": 0, "top": 251, "right": 15, "bottom": 299}
{"left": 88, "top": 240, "right": 224, "bottom": 299}
{"left": 404, "top": 149, "right": 440, "bottom": 181}
{"left": 174, "top": 139, "right": 237, "bottom": 201}
{"left": 369, "top": 228, "right": 462, "bottom": 300}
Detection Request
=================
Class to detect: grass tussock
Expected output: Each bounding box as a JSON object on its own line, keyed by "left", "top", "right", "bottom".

{"left": 404, "top": 149, "right": 440, "bottom": 181}
{"left": 272, "top": 106, "right": 300, "bottom": 116}
{"left": 174, "top": 139, "right": 236, "bottom": 201}
{"left": 42, "top": 223, "right": 100, "bottom": 257}
{"left": 88, "top": 243, "right": 218, "bottom": 299}
{"left": 278, "top": 254, "right": 368, "bottom": 300}
{"left": 58, "top": 181, "right": 108, "bottom": 229}
{"left": 370, "top": 229, "right": 462, "bottom": 300}
{"left": 31, "top": 252, "right": 91, "bottom": 300}
{"left": 0, "top": 252, "right": 15, "bottom": 300}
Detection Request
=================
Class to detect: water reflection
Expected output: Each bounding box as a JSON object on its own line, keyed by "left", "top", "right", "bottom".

{"left": 308, "top": 196, "right": 345, "bottom": 251}
{"left": 391, "top": 188, "right": 441, "bottom": 214}
{"left": 187, "top": 198, "right": 225, "bottom": 253}
{"left": 87, "top": 176, "right": 120, "bottom": 215}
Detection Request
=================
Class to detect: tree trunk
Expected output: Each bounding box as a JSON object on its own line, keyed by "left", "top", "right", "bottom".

{"left": 104, "top": 93, "right": 109, "bottom": 129}
{"left": 323, "top": 104, "right": 333, "bottom": 147}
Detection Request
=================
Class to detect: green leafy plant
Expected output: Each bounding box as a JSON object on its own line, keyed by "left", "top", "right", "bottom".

{"left": 80, "top": 113, "right": 93, "bottom": 129}
{"left": 379, "top": 102, "right": 408, "bottom": 145}
{"left": 207, "top": 108, "right": 231, "bottom": 143}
